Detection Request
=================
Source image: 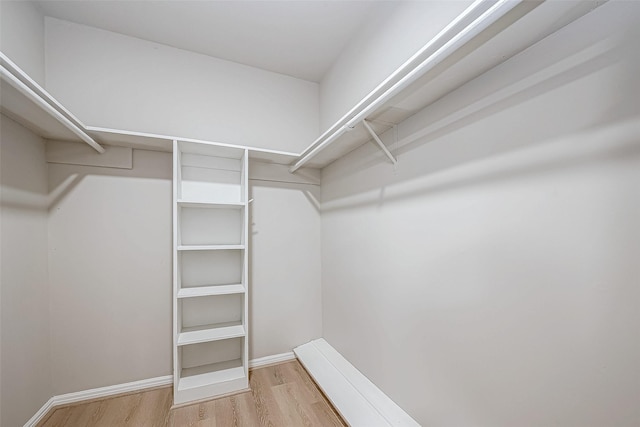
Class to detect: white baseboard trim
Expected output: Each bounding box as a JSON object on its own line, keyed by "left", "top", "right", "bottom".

{"left": 249, "top": 351, "right": 296, "bottom": 369}
{"left": 24, "top": 352, "right": 297, "bottom": 427}
{"left": 54, "top": 375, "right": 174, "bottom": 407}
{"left": 24, "top": 397, "right": 55, "bottom": 427}
{"left": 294, "top": 339, "right": 420, "bottom": 427}
{"left": 24, "top": 375, "right": 173, "bottom": 427}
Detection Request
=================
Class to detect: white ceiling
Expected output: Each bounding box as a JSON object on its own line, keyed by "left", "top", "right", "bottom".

{"left": 35, "top": 0, "right": 388, "bottom": 82}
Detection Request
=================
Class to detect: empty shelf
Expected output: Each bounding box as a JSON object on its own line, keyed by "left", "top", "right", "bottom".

{"left": 177, "top": 284, "right": 245, "bottom": 298}
{"left": 178, "top": 322, "right": 245, "bottom": 346}
{"left": 178, "top": 359, "right": 245, "bottom": 391}
{"left": 177, "top": 244, "right": 244, "bottom": 251}
{"left": 177, "top": 200, "right": 246, "bottom": 209}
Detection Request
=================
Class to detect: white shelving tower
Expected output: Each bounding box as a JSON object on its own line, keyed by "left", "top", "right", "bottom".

{"left": 173, "top": 140, "right": 249, "bottom": 405}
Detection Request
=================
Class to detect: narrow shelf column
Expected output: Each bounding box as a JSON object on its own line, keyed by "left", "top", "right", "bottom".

{"left": 173, "top": 141, "right": 250, "bottom": 405}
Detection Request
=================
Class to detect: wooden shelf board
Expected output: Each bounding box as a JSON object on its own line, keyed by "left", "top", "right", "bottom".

{"left": 178, "top": 322, "right": 245, "bottom": 346}
{"left": 177, "top": 284, "right": 245, "bottom": 298}
{"left": 177, "top": 244, "right": 244, "bottom": 251}
{"left": 178, "top": 359, "right": 245, "bottom": 391}
{"left": 177, "top": 200, "right": 245, "bottom": 209}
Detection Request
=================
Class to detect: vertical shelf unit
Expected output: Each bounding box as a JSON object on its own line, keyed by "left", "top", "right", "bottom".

{"left": 173, "top": 140, "right": 249, "bottom": 405}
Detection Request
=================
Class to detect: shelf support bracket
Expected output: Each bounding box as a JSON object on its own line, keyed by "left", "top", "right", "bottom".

{"left": 362, "top": 120, "right": 397, "bottom": 165}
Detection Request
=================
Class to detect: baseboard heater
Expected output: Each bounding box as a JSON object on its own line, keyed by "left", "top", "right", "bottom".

{"left": 294, "top": 339, "right": 420, "bottom": 427}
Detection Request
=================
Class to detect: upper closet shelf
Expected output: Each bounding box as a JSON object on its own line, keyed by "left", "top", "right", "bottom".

{"left": 289, "top": 0, "right": 606, "bottom": 171}
{"left": 0, "top": 52, "right": 104, "bottom": 153}
{"left": 87, "top": 126, "right": 298, "bottom": 165}
{"left": 1, "top": 0, "right": 603, "bottom": 170}
{"left": 0, "top": 51, "right": 297, "bottom": 165}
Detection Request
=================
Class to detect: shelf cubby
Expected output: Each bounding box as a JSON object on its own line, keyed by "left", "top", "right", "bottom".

{"left": 179, "top": 294, "right": 243, "bottom": 332}
{"left": 177, "top": 142, "right": 246, "bottom": 204}
{"left": 178, "top": 250, "right": 244, "bottom": 289}
{"left": 175, "top": 338, "right": 247, "bottom": 404}
{"left": 178, "top": 203, "right": 244, "bottom": 246}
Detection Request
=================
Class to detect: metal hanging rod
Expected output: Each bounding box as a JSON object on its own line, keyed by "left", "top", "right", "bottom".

{"left": 289, "top": 0, "right": 523, "bottom": 173}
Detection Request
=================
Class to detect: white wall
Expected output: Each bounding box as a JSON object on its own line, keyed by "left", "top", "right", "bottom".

{"left": 249, "top": 179, "right": 322, "bottom": 359}
{"left": 321, "top": 2, "right": 640, "bottom": 426}
{"left": 0, "top": 0, "right": 45, "bottom": 84}
{"left": 318, "top": 1, "right": 471, "bottom": 131}
{"left": 47, "top": 150, "right": 173, "bottom": 394}
{"left": 44, "top": 18, "right": 319, "bottom": 154}
{"left": 0, "top": 115, "right": 52, "bottom": 426}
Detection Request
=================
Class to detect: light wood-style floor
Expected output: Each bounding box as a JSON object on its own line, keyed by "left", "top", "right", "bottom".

{"left": 38, "top": 360, "right": 346, "bottom": 426}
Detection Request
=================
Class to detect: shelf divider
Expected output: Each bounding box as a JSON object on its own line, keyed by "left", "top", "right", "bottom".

{"left": 178, "top": 322, "right": 245, "bottom": 346}
{"left": 178, "top": 360, "right": 245, "bottom": 391}
{"left": 177, "top": 200, "right": 246, "bottom": 209}
{"left": 177, "top": 244, "right": 244, "bottom": 251}
{"left": 177, "top": 284, "right": 245, "bottom": 298}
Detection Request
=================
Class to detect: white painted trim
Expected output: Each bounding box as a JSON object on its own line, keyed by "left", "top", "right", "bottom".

{"left": 23, "top": 375, "right": 173, "bottom": 427}
{"left": 54, "top": 375, "right": 174, "bottom": 407}
{"left": 23, "top": 397, "right": 55, "bottom": 427}
{"left": 295, "top": 339, "right": 420, "bottom": 427}
{"left": 249, "top": 351, "right": 296, "bottom": 369}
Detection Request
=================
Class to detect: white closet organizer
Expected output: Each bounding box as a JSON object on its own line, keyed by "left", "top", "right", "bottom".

{"left": 173, "top": 140, "right": 249, "bottom": 405}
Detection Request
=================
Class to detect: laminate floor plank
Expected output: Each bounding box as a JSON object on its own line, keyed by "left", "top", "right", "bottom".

{"left": 291, "top": 360, "right": 330, "bottom": 401}
{"left": 61, "top": 400, "right": 104, "bottom": 426}
{"left": 39, "top": 406, "right": 72, "bottom": 427}
{"left": 168, "top": 401, "right": 199, "bottom": 426}
{"left": 282, "top": 361, "right": 326, "bottom": 404}
{"left": 126, "top": 387, "right": 172, "bottom": 426}
{"left": 272, "top": 382, "right": 321, "bottom": 427}
{"left": 38, "top": 360, "right": 346, "bottom": 427}
{"left": 311, "top": 401, "right": 347, "bottom": 427}
{"left": 234, "top": 392, "right": 263, "bottom": 426}
{"left": 249, "top": 368, "right": 288, "bottom": 427}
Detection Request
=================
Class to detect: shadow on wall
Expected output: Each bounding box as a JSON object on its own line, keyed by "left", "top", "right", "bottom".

{"left": 45, "top": 149, "right": 172, "bottom": 211}
{"left": 246, "top": 176, "right": 322, "bottom": 359}
{"left": 248, "top": 165, "right": 321, "bottom": 217}
{"left": 0, "top": 119, "right": 172, "bottom": 213}
{"left": 321, "top": 15, "right": 640, "bottom": 208}
{"left": 246, "top": 176, "right": 321, "bottom": 274}
{"left": 322, "top": 118, "right": 640, "bottom": 213}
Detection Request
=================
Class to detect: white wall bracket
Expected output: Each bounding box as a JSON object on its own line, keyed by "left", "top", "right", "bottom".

{"left": 363, "top": 120, "right": 397, "bottom": 165}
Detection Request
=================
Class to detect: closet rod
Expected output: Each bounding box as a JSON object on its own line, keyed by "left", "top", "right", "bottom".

{"left": 0, "top": 65, "right": 105, "bottom": 154}
{"left": 289, "top": 0, "right": 522, "bottom": 173}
